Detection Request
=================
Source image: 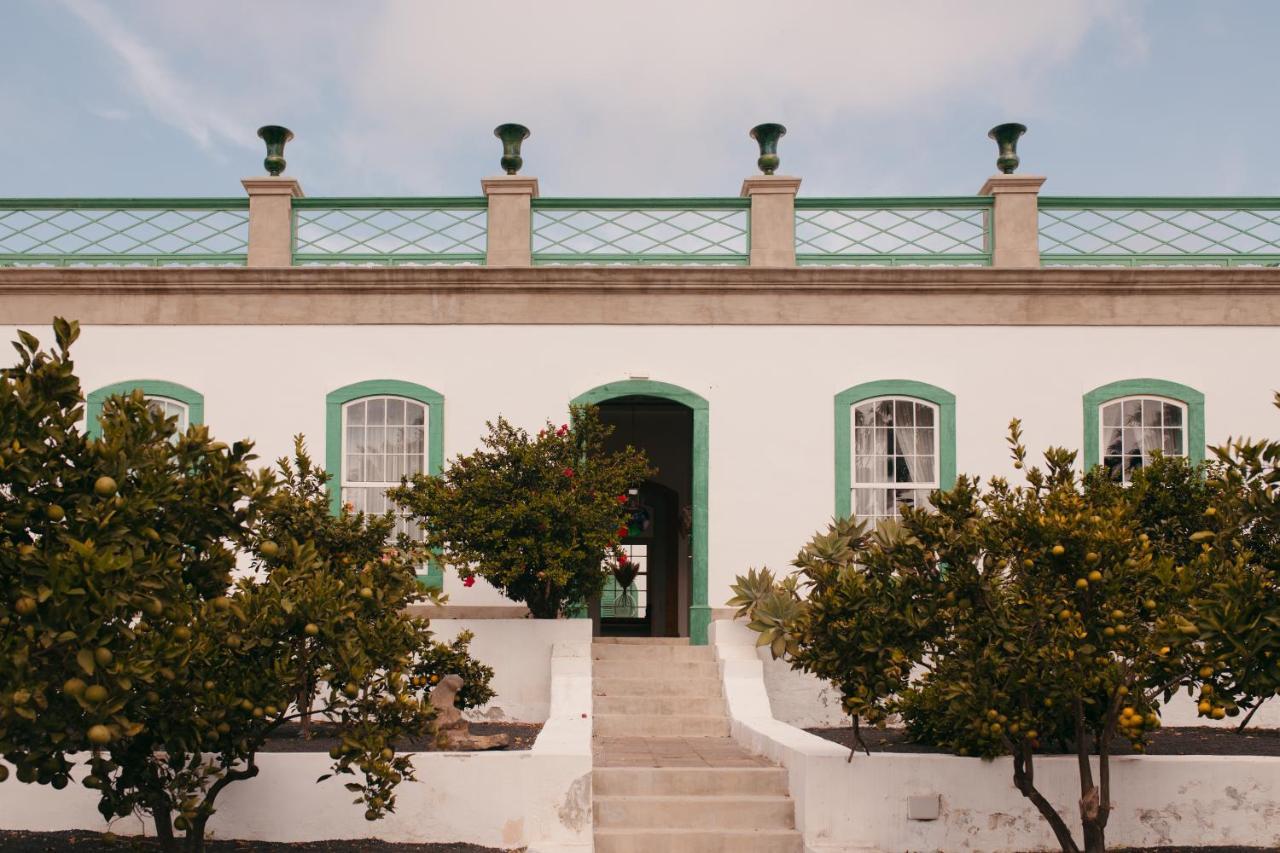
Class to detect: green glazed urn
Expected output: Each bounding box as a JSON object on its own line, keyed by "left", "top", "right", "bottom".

{"left": 257, "top": 126, "right": 294, "bottom": 177}
{"left": 494, "top": 123, "right": 531, "bottom": 175}
{"left": 988, "top": 123, "right": 1026, "bottom": 174}
{"left": 750, "top": 123, "right": 787, "bottom": 175}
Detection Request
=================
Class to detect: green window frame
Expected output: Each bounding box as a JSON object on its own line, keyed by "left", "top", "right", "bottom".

{"left": 834, "top": 380, "right": 957, "bottom": 522}
{"left": 85, "top": 380, "right": 204, "bottom": 439}
{"left": 325, "top": 380, "right": 445, "bottom": 589}
{"left": 1082, "top": 379, "right": 1205, "bottom": 476}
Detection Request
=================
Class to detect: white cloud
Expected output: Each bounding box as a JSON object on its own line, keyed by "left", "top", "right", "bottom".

{"left": 338, "top": 0, "right": 1135, "bottom": 192}
{"left": 59, "top": 0, "right": 251, "bottom": 150}
{"left": 89, "top": 106, "right": 131, "bottom": 122}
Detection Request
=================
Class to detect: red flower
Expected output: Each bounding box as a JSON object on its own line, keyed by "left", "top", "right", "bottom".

{"left": 557, "top": 424, "right": 569, "bottom": 436}
{"left": 563, "top": 467, "right": 574, "bottom": 477}
{"left": 462, "top": 575, "right": 476, "bottom": 588}
{"left": 616, "top": 526, "right": 629, "bottom": 538}
{"left": 616, "top": 495, "right": 627, "bottom": 504}
{"left": 617, "top": 552, "right": 629, "bottom": 565}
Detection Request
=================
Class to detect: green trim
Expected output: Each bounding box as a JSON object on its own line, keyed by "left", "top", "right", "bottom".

{"left": 533, "top": 197, "right": 749, "bottom": 210}
{"left": 325, "top": 380, "right": 446, "bottom": 590}
{"left": 0, "top": 198, "right": 248, "bottom": 209}
{"left": 1082, "top": 379, "right": 1205, "bottom": 471}
{"left": 532, "top": 254, "right": 749, "bottom": 266}
{"left": 795, "top": 196, "right": 993, "bottom": 209}
{"left": 293, "top": 197, "right": 488, "bottom": 210}
{"left": 797, "top": 254, "right": 990, "bottom": 267}
{"left": 1040, "top": 196, "right": 1280, "bottom": 209}
{"left": 1042, "top": 255, "right": 1280, "bottom": 268}
{"left": 834, "top": 380, "right": 957, "bottom": 521}
{"left": 573, "top": 380, "right": 711, "bottom": 646}
{"left": 85, "top": 380, "right": 204, "bottom": 439}
{"left": 293, "top": 254, "right": 486, "bottom": 266}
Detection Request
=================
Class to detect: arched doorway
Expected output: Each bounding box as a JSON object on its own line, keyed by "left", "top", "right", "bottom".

{"left": 572, "top": 381, "right": 710, "bottom": 645}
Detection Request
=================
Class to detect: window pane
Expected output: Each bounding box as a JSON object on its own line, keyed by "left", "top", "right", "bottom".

{"left": 365, "top": 454, "right": 384, "bottom": 482}
{"left": 855, "top": 426, "right": 874, "bottom": 456}
{"left": 1104, "top": 455, "right": 1123, "bottom": 480}
{"left": 347, "top": 401, "right": 365, "bottom": 426}
{"left": 1164, "top": 429, "right": 1184, "bottom": 456}
{"left": 366, "top": 426, "right": 385, "bottom": 454}
{"left": 346, "top": 425, "right": 364, "bottom": 455}
{"left": 854, "top": 403, "right": 874, "bottom": 427}
{"left": 345, "top": 454, "right": 362, "bottom": 483}
{"left": 367, "top": 398, "right": 385, "bottom": 425}
{"left": 407, "top": 402, "right": 426, "bottom": 426}
{"left": 1143, "top": 428, "right": 1162, "bottom": 457}
{"left": 1122, "top": 399, "right": 1142, "bottom": 425}
{"left": 1122, "top": 429, "right": 1138, "bottom": 456}
{"left": 387, "top": 454, "right": 405, "bottom": 483}
{"left": 895, "top": 428, "right": 917, "bottom": 457}
{"left": 915, "top": 403, "right": 934, "bottom": 428}
{"left": 1102, "top": 427, "right": 1122, "bottom": 458}
{"left": 915, "top": 455, "right": 936, "bottom": 483}
{"left": 917, "top": 427, "right": 935, "bottom": 455}
{"left": 875, "top": 400, "right": 894, "bottom": 425}
{"left": 854, "top": 453, "right": 874, "bottom": 483}
{"left": 386, "top": 398, "right": 405, "bottom": 425}
{"left": 1142, "top": 400, "right": 1163, "bottom": 428}
{"left": 893, "top": 456, "right": 912, "bottom": 483}
{"left": 894, "top": 400, "right": 914, "bottom": 426}
{"left": 387, "top": 426, "right": 404, "bottom": 454}
{"left": 1102, "top": 403, "right": 1120, "bottom": 428}
{"left": 1163, "top": 404, "right": 1183, "bottom": 428}
{"left": 406, "top": 426, "right": 425, "bottom": 455}
{"left": 406, "top": 454, "right": 423, "bottom": 475}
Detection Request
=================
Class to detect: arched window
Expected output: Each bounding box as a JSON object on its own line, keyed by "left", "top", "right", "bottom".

{"left": 325, "top": 380, "right": 444, "bottom": 587}
{"left": 835, "top": 380, "right": 956, "bottom": 524}
{"left": 85, "top": 380, "right": 204, "bottom": 439}
{"left": 1083, "top": 379, "right": 1204, "bottom": 483}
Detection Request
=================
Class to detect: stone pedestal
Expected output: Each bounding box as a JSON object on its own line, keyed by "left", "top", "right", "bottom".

{"left": 740, "top": 175, "right": 801, "bottom": 267}
{"left": 482, "top": 176, "right": 539, "bottom": 267}
{"left": 241, "top": 177, "right": 303, "bottom": 268}
{"left": 978, "top": 174, "right": 1046, "bottom": 268}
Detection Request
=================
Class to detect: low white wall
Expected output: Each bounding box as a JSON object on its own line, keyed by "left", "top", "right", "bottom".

{"left": 432, "top": 617, "right": 591, "bottom": 723}
{"left": 0, "top": 631, "right": 594, "bottom": 852}
{"left": 712, "top": 619, "right": 1280, "bottom": 853}
{"left": 761, "top": 651, "right": 848, "bottom": 728}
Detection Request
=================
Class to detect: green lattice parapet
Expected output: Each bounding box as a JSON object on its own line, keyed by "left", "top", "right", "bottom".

{"left": 0, "top": 199, "right": 249, "bottom": 267}
{"left": 1040, "top": 198, "right": 1280, "bottom": 266}
{"left": 293, "top": 198, "right": 487, "bottom": 266}
{"left": 795, "top": 197, "right": 993, "bottom": 266}
{"left": 532, "top": 198, "right": 749, "bottom": 265}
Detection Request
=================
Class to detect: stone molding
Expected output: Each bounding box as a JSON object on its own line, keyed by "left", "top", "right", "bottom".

{"left": 978, "top": 173, "right": 1046, "bottom": 269}
{"left": 2, "top": 266, "right": 1279, "bottom": 326}
{"left": 481, "top": 175, "right": 539, "bottom": 267}
{"left": 241, "top": 177, "right": 304, "bottom": 268}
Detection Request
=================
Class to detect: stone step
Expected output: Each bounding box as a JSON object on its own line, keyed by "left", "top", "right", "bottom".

{"left": 594, "top": 766, "right": 789, "bottom": 797}
{"left": 593, "top": 676, "right": 722, "bottom": 698}
{"left": 593, "top": 659, "right": 720, "bottom": 679}
{"left": 594, "top": 714, "right": 731, "bottom": 738}
{"left": 594, "top": 829, "right": 803, "bottom": 853}
{"left": 594, "top": 636, "right": 690, "bottom": 645}
{"left": 594, "top": 794, "right": 796, "bottom": 830}
{"left": 593, "top": 694, "right": 726, "bottom": 716}
{"left": 592, "top": 643, "right": 714, "bottom": 661}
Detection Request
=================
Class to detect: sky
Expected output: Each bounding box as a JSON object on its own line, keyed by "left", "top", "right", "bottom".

{"left": 1, "top": 1, "right": 1275, "bottom": 199}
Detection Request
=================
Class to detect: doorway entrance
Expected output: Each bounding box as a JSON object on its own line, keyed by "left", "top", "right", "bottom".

{"left": 573, "top": 381, "right": 710, "bottom": 643}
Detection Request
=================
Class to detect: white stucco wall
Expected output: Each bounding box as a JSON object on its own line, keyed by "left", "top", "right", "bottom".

{"left": 0, "top": 634, "right": 594, "bottom": 851}
{"left": 431, "top": 618, "right": 590, "bottom": 723}
{"left": 713, "top": 620, "right": 1280, "bottom": 853}
{"left": 17, "top": 323, "right": 1279, "bottom": 619}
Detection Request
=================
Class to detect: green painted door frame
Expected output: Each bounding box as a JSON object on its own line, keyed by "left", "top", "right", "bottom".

{"left": 573, "top": 380, "right": 711, "bottom": 645}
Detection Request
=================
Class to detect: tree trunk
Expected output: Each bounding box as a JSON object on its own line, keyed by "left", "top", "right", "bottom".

{"left": 1011, "top": 741, "right": 1081, "bottom": 853}
{"left": 1237, "top": 698, "right": 1268, "bottom": 733}
{"left": 152, "top": 807, "right": 177, "bottom": 853}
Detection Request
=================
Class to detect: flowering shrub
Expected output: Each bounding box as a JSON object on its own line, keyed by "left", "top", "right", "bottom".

{"left": 392, "top": 405, "right": 650, "bottom": 618}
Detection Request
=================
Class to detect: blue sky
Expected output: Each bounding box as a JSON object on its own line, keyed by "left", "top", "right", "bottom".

{"left": 1, "top": 1, "right": 1275, "bottom": 199}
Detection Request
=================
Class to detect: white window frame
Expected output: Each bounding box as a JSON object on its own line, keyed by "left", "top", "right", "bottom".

{"left": 850, "top": 395, "right": 941, "bottom": 523}
{"left": 1098, "top": 395, "right": 1189, "bottom": 485}
{"left": 341, "top": 395, "right": 429, "bottom": 540}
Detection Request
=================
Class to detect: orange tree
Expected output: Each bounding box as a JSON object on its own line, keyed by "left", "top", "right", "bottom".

{"left": 733, "top": 422, "right": 1232, "bottom": 853}
{"left": 0, "top": 322, "right": 454, "bottom": 853}
{"left": 392, "top": 405, "right": 650, "bottom": 618}
{"left": 1189, "top": 394, "right": 1280, "bottom": 731}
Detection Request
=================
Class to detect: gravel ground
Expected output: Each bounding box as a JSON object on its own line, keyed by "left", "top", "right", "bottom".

{"left": 0, "top": 831, "right": 507, "bottom": 852}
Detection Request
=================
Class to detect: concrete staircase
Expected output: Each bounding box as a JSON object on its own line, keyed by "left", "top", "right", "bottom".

{"left": 592, "top": 637, "right": 803, "bottom": 853}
